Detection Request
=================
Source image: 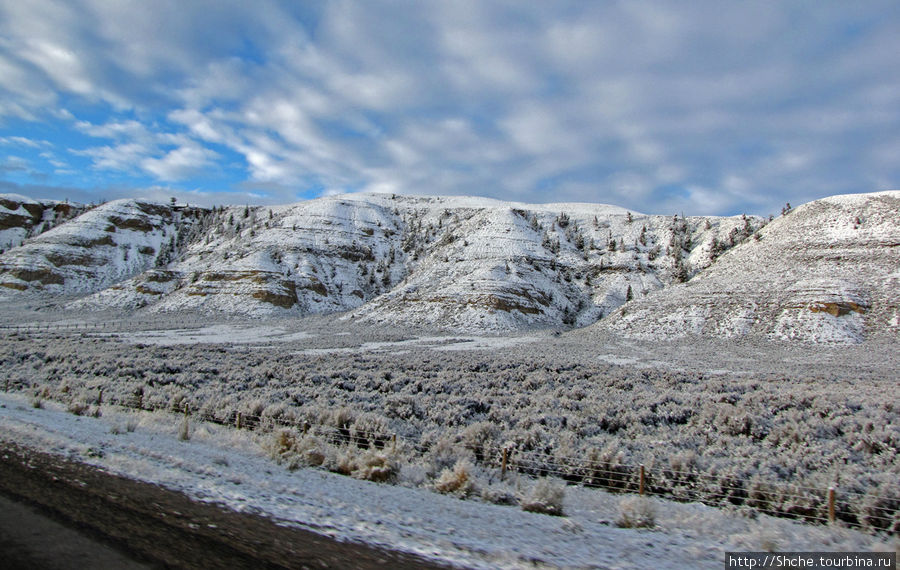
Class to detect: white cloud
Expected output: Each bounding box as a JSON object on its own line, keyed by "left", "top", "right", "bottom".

{"left": 141, "top": 144, "right": 220, "bottom": 181}
{"left": 0, "top": 155, "right": 30, "bottom": 172}
{"left": 1, "top": 1, "right": 899, "bottom": 213}
{"left": 0, "top": 136, "right": 49, "bottom": 148}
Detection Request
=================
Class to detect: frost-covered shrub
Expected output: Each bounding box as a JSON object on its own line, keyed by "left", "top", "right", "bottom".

{"left": 351, "top": 411, "right": 392, "bottom": 448}
{"left": 481, "top": 483, "right": 518, "bottom": 506}
{"left": 461, "top": 421, "right": 498, "bottom": 462}
{"left": 332, "top": 447, "right": 397, "bottom": 482}
{"left": 68, "top": 401, "right": 89, "bottom": 416}
{"left": 351, "top": 449, "right": 397, "bottom": 482}
{"left": 617, "top": 496, "right": 655, "bottom": 529}
{"left": 267, "top": 429, "right": 328, "bottom": 470}
{"left": 583, "top": 444, "right": 630, "bottom": 490}
{"left": 434, "top": 459, "right": 474, "bottom": 496}
{"left": 423, "top": 437, "right": 475, "bottom": 479}
{"left": 521, "top": 478, "right": 566, "bottom": 516}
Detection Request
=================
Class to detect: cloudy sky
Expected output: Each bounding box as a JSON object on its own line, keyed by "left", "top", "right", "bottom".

{"left": 1, "top": 1, "right": 898, "bottom": 216}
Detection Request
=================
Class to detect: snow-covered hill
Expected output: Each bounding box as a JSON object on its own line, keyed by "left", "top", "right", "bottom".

{"left": 0, "top": 199, "right": 205, "bottom": 294}
{"left": 0, "top": 194, "right": 87, "bottom": 253}
{"left": 62, "top": 193, "right": 758, "bottom": 329}
{"left": 596, "top": 191, "right": 900, "bottom": 343}
{"left": 3, "top": 190, "right": 895, "bottom": 340}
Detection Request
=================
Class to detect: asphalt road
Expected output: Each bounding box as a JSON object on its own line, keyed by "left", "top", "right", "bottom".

{"left": 0, "top": 441, "right": 451, "bottom": 569}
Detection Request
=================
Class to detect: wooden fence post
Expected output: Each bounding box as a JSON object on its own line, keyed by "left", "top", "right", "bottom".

{"left": 828, "top": 487, "right": 835, "bottom": 524}
{"left": 391, "top": 433, "right": 397, "bottom": 452}
{"left": 501, "top": 447, "right": 509, "bottom": 480}
{"left": 236, "top": 412, "right": 242, "bottom": 430}
{"left": 639, "top": 464, "right": 645, "bottom": 496}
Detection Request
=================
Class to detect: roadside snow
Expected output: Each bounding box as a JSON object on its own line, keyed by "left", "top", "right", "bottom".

{"left": 0, "top": 393, "right": 890, "bottom": 569}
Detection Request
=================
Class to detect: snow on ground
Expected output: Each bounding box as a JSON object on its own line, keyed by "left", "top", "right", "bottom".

{"left": 96, "top": 322, "right": 546, "bottom": 353}
{"left": 115, "top": 324, "right": 314, "bottom": 346}
{"left": 1, "top": 393, "right": 891, "bottom": 569}
{"left": 294, "top": 334, "right": 544, "bottom": 356}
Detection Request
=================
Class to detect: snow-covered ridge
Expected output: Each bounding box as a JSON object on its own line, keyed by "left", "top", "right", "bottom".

{"left": 597, "top": 190, "right": 900, "bottom": 343}
{"left": 0, "top": 194, "right": 88, "bottom": 253}
{"left": 62, "top": 193, "right": 760, "bottom": 330}
{"left": 0, "top": 199, "right": 205, "bottom": 294}
{"left": 0, "top": 191, "right": 896, "bottom": 340}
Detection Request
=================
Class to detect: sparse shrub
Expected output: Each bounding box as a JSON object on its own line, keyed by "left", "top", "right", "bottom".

{"left": 481, "top": 484, "right": 518, "bottom": 506}
{"left": 521, "top": 478, "right": 566, "bottom": 516}
{"left": 334, "top": 447, "right": 358, "bottom": 476}
{"left": 125, "top": 418, "right": 138, "bottom": 433}
{"left": 435, "top": 459, "right": 474, "bottom": 496}
{"left": 270, "top": 428, "right": 297, "bottom": 457}
{"left": 68, "top": 401, "right": 88, "bottom": 416}
{"left": 31, "top": 398, "right": 43, "bottom": 409}
{"left": 617, "top": 496, "right": 655, "bottom": 529}
{"left": 330, "top": 447, "right": 397, "bottom": 482}
{"left": 351, "top": 449, "right": 396, "bottom": 482}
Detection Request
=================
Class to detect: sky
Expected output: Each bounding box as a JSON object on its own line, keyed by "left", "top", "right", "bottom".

{"left": 1, "top": 1, "right": 899, "bottom": 216}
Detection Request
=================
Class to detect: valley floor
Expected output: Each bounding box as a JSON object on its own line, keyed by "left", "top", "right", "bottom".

{"left": 0, "top": 308, "right": 897, "bottom": 567}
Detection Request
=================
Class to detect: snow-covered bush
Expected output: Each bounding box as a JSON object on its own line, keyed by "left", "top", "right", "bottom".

{"left": 617, "top": 496, "right": 655, "bottom": 528}
{"left": 521, "top": 478, "right": 566, "bottom": 516}
{"left": 333, "top": 448, "right": 397, "bottom": 482}
{"left": 434, "top": 459, "right": 475, "bottom": 496}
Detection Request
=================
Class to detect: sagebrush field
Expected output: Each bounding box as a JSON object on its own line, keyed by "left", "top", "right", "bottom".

{"left": 3, "top": 315, "right": 897, "bottom": 534}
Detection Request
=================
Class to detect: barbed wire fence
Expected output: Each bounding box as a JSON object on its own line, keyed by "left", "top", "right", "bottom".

{"left": 8, "top": 381, "right": 896, "bottom": 537}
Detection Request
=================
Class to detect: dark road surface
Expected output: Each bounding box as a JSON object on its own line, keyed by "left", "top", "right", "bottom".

{"left": 0, "top": 441, "right": 452, "bottom": 569}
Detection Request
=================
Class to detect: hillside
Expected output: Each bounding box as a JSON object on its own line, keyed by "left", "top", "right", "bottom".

{"left": 0, "top": 199, "right": 205, "bottom": 294}
{"left": 596, "top": 191, "right": 900, "bottom": 343}
{"left": 1, "top": 190, "right": 895, "bottom": 340}
{"left": 0, "top": 194, "right": 88, "bottom": 252}
{"left": 62, "top": 193, "right": 757, "bottom": 329}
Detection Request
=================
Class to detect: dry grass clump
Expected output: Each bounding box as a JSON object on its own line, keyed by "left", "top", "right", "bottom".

{"left": 434, "top": 459, "right": 475, "bottom": 496}
{"left": 521, "top": 478, "right": 566, "bottom": 516}
{"left": 266, "top": 429, "right": 396, "bottom": 481}
{"left": 617, "top": 496, "right": 656, "bottom": 528}
{"left": 267, "top": 429, "right": 326, "bottom": 470}
{"left": 340, "top": 449, "right": 397, "bottom": 482}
